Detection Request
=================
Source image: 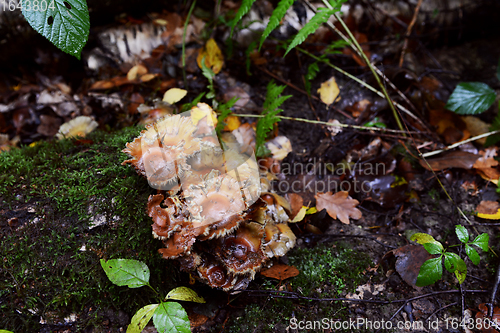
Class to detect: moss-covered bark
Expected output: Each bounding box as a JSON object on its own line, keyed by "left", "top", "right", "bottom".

{"left": 0, "top": 128, "right": 180, "bottom": 331}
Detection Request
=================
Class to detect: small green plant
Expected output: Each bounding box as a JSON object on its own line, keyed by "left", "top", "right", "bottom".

{"left": 411, "top": 225, "right": 489, "bottom": 286}
{"left": 101, "top": 259, "right": 205, "bottom": 333}
{"left": 255, "top": 80, "right": 292, "bottom": 157}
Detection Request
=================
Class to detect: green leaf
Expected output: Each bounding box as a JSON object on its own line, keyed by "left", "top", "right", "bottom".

{"left": 465, "top": 245, "right": 480, "bottom": 265}
{"left": 305, "top": 62, "right": 320, "bottom": 95}
{"left": 416, "top": 257, "right": 443, "bottom": 287}
{"left": 423, "top": 242, "right": 444, "bottom": 255}
{"left": 0, "top": 330, "right": 14, "bottom": 333}
{"left": 445, "top": 82, "right": 496, "bottom": 115}
{"left": 444, "top": 252, "right": 461, "bottom": 273}
{"left": 100, "top": 259, "right": 150, "bottom": 288}
{"left": 454, "top": 257, "right": 467, "bottom": 284}
{"left": 153, "top": 301, "right": 190, "bottom": 333}
{"left": 410, "top": 233, "right": 443, "bottom": 251}
{"left": 230, "top": 0, "right": 258, "bottom": 37}
{"left": 285, "top": 7, "right": 337, "bottom": 56}
{"left": 455, "top": 225, "right": 469, "bottom": 243}
{"left": 166, "top": 287, "right": 206, "bottom": 303}
{"left": 127, "top": 304, "right": 159, "bottom": 333}
{"left": 255, "top": 81, "right": 291, "bottom": 157}
{"left": 471, "top": 233, "right": 489, "bottom": 252}
{"left": 259, "top": 0, "right": 295, "bottom": 50}
{"left": 21, "top": 0, "right": 89, "bottom": 59}
{"left": 216, "top": 97, "right": 238, "bottom": 136}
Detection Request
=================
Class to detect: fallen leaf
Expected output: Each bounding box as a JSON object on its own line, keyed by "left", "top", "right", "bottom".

{"left": 476, "top": 303, "right": 500, "bottom": 333}
{"left": 317, "top": 76, "right": 340, "bottom": 107}
{"left": 476, "top": 201, "right": 500, "bottom": 220}
{"left": 389, "top": 245, "right": 434, "bottom": 289}
{"left": 291, "top": 206, "right": 307, "bottom": 223}
{"left": 327, "top": 119, "right": 343, "bottom": 136}
{"left": 473, "top": 148, "right": 500, "bottom": 181}
{"left": 420, "top": 151, "right": 479, "bottom": 171}
{"left": 285, "top": 193, "right": 304, "bottom": 219}
{"left": 127, "top": 64, "right": 148, "bottom": 81}
{"left": 260, "top": 264, "right": 299, "bottom": 280}
{"left": 223, "top": 115, "right": 241, "bottom": 131}
{"left": 266, "top": 136, "right": 292, "bottom": 161}
{"left": 197, "top": 38, "right": 224, "bottom": 74}
{"left": 315, "top": 191, "right": 362, "bottom": 224}
{"left": 462, "top": 116, "right": 490, "bottom": 145}
{"left": 163, "top": 88, "right": 187, "bottom": 104}
{"left": 345, "top": 99, "right": 371, "bottom": 117}
{"left": 139, "top": 73, "right": 158, "bottom": 82}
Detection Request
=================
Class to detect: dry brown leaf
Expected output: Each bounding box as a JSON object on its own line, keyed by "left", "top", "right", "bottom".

{"left": 315, "top": 191, "right": 362, "bottom": 224}
{"left": 473, "top": 148, "right": 500, "bottom": 181}
{"left": 462, "top": 116, "right": 490, "bottom": 145}
{"left": 127, "top": 64, "right": 148, "bottom": 81}
{"left": 476, "top": 201, "right": 500, "bottom": 215}
{"left": 476, "top": 303, "right": 500, "bottom": 333}
{"left": 260, "top": 264, "right": 299, "bottom": 280}
{"left": 420, "top": 151, "right": 479, "bottom": 171}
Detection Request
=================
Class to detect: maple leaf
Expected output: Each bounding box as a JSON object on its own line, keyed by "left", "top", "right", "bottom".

{"left": 315, "top": 191, "right": 362, "bottom": 224}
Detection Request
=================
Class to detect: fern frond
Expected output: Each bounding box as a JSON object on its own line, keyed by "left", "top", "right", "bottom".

{"left": 215, "top": 97, "right": 239, "bottom": 135}
{"left": 259, "top": 0, "right": 294, "bottom": 50}
{"left": 284, "top": 7, "right": 337, "bottom": 56}
{"left": 230, "top": 0, "right": 258, "bottom": 37}
{"left": 255, "top": 81, "right": 292, "bottom": 156}
{"left": 304, "top": 62, "right": 319, "bottom": 95}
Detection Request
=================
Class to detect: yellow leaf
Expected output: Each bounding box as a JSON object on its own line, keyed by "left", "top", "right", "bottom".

{"left": 163, "top": 88, "right": 187, "bottom": 104}
{"left": 166, "top": 286, "right": 206, "bottom": 303}
{"left": 127, "top": 65, "right": 148, "bottom": 81}
{"left": 190, "top": 103, "right": 218, "bottom": 127}
{"left": 291, "top": 206, "right": 307, "bottom": 223}
{"left": 306, "top": 207, "right": 317, "bottom": 215}
{"left": 317, "top": 76, "right": 340, "bottom": 106}
{"left": 477, "top": 210, "right": 500, "bottom": 220}
{"left": 224, "top": 115, "right": 241, "bottom": 131}
{"left": 197, "top": 38, "right": 224, "bottom": 74}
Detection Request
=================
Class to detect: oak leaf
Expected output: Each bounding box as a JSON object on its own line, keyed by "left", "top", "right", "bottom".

{"left": 315, "top": 191, "right": 362, "bottom": 224}
{"left": 260, "top": 264, "right": 299, "bottom": 280}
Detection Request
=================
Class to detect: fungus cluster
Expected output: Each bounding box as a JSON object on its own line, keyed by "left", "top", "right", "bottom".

{"left": 123, "top": 103, "right": 296, "bottom": 290}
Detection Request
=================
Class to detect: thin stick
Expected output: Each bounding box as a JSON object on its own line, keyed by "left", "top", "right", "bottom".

{"left": 421, "top": 130, "right": 500, "bottom": 158}
{"left": 232, "top": 113, "right": 421, "bottom": 134}
{"left": 399, "top": 0, "right": 423, "bottom": 67}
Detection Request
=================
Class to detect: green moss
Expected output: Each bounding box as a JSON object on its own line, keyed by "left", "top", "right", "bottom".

{"left": 0, "top": 128, "right": 179, "bottom": 331}
{"left": 223, "top": 242, "right": 372, "bottom": 333}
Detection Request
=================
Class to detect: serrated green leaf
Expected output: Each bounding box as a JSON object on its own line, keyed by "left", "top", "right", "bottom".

{"left": 454, "top": 257, "right": 467, "bottom": 284}
{"left": 230, "top": 0, "right": 258, "bottom": 37}
{"left": 22, "top": 0, "right": 89, "bottom": 59}
{"left": 471, "top": 233, "right": 489, "bottom": 252}
{"left": 285, "top": 8, "right": 337, "bottom": 56}
{"left": 153, "top": 301, "right": 190, "bottom": 333}
{"left": 455, "top": 225, "right": 469, "bottom": 243}
{"left": 127, "top": 304, "right": 159, "bottom": 333}
{"left": 465, "top": 245, "right": 480, "bottom": 265}
{"left": 259, "top": 0, "right": 295, "bottom": 50}
{"left": 410, "top": 233, "right": 443, "bottom": 251}
{"left": 255, "top": 81, "right": 291, "bottom": 157}
{"left": 100, "top": 259, "right": 150, "bottom": 288}
{"left": 444, "top": 252, "right": 461, "bottom": 273}
{"left": 416, "top": 257, "right": 443, "bottom": 287}
{"left": 445, "top": 82, "right": 496, "bottom": 115}
{"left": 305, "top": 62, "right": 320, "bottom": 95}
{"left": 423, "top": 242, "right": 444, "bottom": 255}
{"left": 166, "top": 287, "right": 206, "bottom": 303}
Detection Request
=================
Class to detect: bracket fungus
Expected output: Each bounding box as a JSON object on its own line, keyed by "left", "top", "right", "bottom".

{"left": 123, "top": 103, "right": 296, "bottom": 291}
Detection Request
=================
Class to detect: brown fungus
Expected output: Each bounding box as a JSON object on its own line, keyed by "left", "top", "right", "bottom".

{"left": 123, "top": 103, "right": 297, "bottom": 291}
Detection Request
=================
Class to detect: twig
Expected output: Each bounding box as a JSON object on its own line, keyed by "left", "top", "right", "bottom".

{"left": 399, "top": 0, "right": 423, "bottom": 67}
{"left": 421, "top": 130, "right": 500, "bottom": 158}
{"left": 232, "top": 113, "right": 421, "bottom": 134}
